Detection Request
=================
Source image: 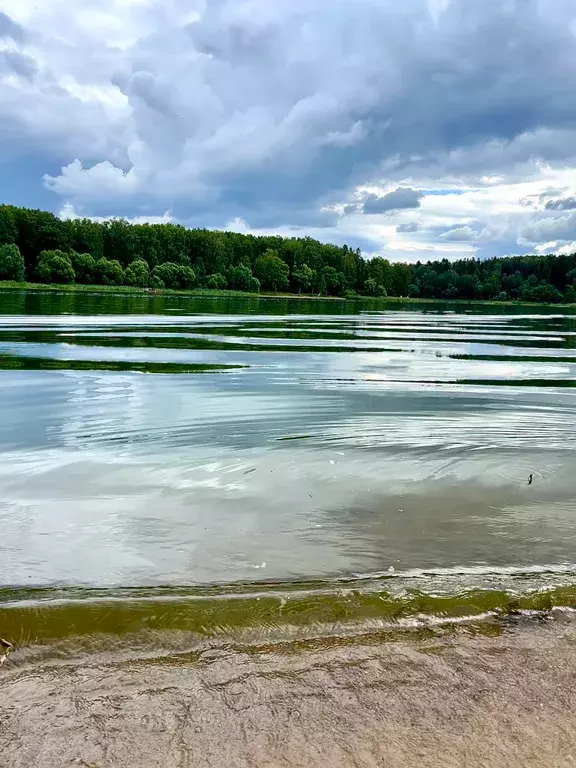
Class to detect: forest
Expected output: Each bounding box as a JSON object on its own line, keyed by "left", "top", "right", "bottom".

{"left": 0, "top": 204, "right": 575, "bottom": 303}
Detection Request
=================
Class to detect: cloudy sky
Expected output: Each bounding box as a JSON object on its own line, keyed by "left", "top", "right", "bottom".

{"left": 2, "top": 0, "right": 576, "bottom": 262}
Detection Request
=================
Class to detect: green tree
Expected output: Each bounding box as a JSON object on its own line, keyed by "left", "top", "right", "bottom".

{"left": 35, "top": 250, "right": 75, "bottom": 284}
{"left": 323, "top": 266, "right": 346, "bottom": 295}
{"left": 124, "top": 259, "right": 150, "bottom": 287}
{"left": 152, "top": 262, "right": 196, "bottom": 289}
{"left": 67, "top": 218, "right": 104, "bottom": 260}
{"left": 292, "top": 263, "right": 315, "bottom": 293}
{"left": 207, "top": 273, "right": 228, "bottom": 290}
{"left": 11, "top": 202, "right": 576, "bottom": 301}
{"left": 517, "top": 274, "right": 538, "bottom": 300}
{"left": 194, "top": 258, "right": 208, "bottom": 287}
{"left": 255, "top": 250, "right": 289, "bottom": 291}
{"left": 228, "top": 263, "right": 255, "bottom": 291}
{"left": 0, "top": 243, "right": 25, "bottom": 281}
{"left": 482, "top": 273, "right": 502, "bottom": 299}
{"left": 455, "top": 273, "right": 480, "bottom": 299}
{"left": 94, "top": 257, "right": 125, "bottom": 286}
{"left": 0, "top": 206, "right": 17, "bottom": 246}
{"left": 565, "top": 285, "right": 576, "bottom": 303}
{"left": 369, "top": 258, "right": 392, "bottom": 293}
{"left": 364, "top": 278, "right": 387, "bottom": 297}
{"left": 176, "top": 265, "right": 197, "bottom": 289}
{"left": 341, "top": 248, "right": 359, "bottom": 290}
{"left": 13, "top": 209, "right": 71, "bottom": 274}
{"left": 390, "top": 263, "right": 411, "bottom": 296}
{"left": 101, "top": 219, "right": 140, "bottom": 266}
{"left": 246, "top": 276, "right": 260, "bottom": 293}
{"left": 150, "top": 275, "right": 165, "bottom": 290}
{"left": 520, "top": 279, "right": 562, "bottom": 303}
{"left": 415, "top": 267, "right": 440, "bottom": 298}
{"left": 501, "top": 271, "right": 523, "bottom": 299}
{"left": 364, "top": 278, "right": 378, "bottom": 296}
{"left": 70, "top": 251, "right": 96, "bottom": 284}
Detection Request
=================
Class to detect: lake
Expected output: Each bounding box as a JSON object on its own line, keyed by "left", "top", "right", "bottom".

{"left": 2, "top": 288, "right": 576, "bottom": 653}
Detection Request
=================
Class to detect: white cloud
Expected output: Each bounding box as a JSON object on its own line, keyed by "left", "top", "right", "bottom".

{"left": 59, "top": 201, "right": 174, "bottom": 225}
{"left": 216, "top": 161, "right": 576, "bottom": 262}
{"left": 519, "top": 211, "right": 576, "bottom": 244}
{"left": 438, "top": 225, "right": 479, "bottom": 242}
{"left": 46, "top": 160, "right": 142, "bottom": 197}
{"left": 534, "top": 240, "right": 576, "bottom": 256}
{"left": 327, "top": 163, "right": 576, "bottom": 259}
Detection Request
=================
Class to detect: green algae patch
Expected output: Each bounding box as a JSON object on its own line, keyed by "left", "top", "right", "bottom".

{"left": 2, "top": 582, "right": 576, "bottom": 655}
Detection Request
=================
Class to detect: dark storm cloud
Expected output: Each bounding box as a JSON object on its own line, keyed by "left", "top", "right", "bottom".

{"left": 3, "top": 0, "right": 576, "bottom": 256}
{"left": 362, "top": 187, "right": 423, "bottom": 214}
{"left": 40, "top": 0, "right": 576, "bottom": 210}
{"left": 545, "top": 196, "right": 576, "bottom": 211}
{"left": 0, "top": 12, "right": 26, "bottom": 43}
{"left": 0, "top": 51, "right": 37, "bottom": 80}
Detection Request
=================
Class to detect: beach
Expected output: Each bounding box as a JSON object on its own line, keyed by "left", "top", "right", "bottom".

{"left": 2, "top": 618, "right": 576, "bottom": 768}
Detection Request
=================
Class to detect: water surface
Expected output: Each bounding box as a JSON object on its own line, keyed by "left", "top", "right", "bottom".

{"left": 1, "top": 289, "right": 576, "bottom": 651}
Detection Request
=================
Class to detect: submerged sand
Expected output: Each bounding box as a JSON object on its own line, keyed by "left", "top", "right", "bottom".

{"left": 2, "top": 620, "right": 576, "bottom": 768}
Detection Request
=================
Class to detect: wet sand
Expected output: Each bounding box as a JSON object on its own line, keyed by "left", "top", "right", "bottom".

{"left": 2, "top": 620, "right": 576, "bottom": 767}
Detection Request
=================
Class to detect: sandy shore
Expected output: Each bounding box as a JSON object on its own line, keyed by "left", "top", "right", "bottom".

{"left": 2, "top": 620, "right": 576, "bottom": 767}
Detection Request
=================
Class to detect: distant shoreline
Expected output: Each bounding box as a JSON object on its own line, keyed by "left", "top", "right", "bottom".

{"left": 0, "top": 280, "right": 574, "bottom": 308}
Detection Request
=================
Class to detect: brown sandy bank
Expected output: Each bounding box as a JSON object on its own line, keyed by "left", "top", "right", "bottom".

{"left": 2, "top": 620, "right": 576, "bottom": 768}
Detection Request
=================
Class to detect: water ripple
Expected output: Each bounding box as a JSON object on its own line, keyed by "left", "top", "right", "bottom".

{"left": 1, "top": 293, "right": 576, "bottom": 607}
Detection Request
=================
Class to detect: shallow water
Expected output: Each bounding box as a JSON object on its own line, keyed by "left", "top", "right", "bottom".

{"left": 1, "top": 289, "right": 576, "bottom": 653}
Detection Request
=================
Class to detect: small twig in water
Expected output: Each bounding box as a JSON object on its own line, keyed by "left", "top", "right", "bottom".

{"left": 0, "top": 638, "right": 13, "bottom": 667}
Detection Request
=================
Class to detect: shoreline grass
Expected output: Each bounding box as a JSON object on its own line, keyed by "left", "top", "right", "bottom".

{"left": 0, "top": 280, "right": 575, "bottom": 309}
{"left": 0, "top": 280, "right": 344, "bottom": 302}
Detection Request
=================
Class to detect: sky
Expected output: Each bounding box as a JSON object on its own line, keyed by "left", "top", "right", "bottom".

{"left": 2, "top": 0, "right": 576, "bottom": 262}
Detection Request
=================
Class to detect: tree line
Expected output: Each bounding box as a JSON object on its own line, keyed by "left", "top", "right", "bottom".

{"left": 0, "top": 204, "right": 575, "bottom": 302}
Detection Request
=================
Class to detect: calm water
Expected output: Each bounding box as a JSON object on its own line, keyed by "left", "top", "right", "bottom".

{"left": 2, "top": 288, "right": 576, "bottom": 652}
